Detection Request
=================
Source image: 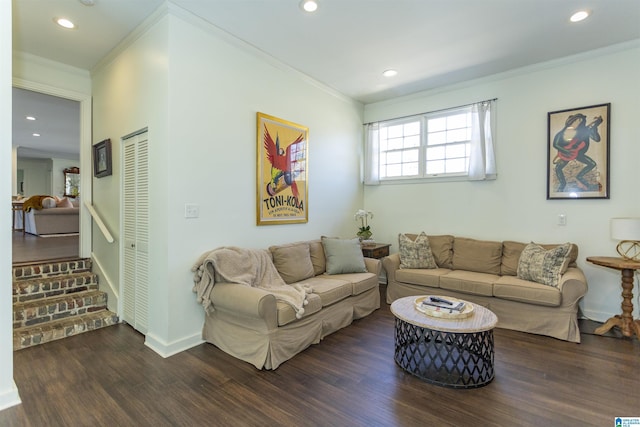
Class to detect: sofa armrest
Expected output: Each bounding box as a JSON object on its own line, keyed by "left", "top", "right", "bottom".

{"left": 364, "top": 257, "right": 382, "bottom": 276}
{"left": 558, "top": 267, "right": 588, "bottom": 307}
{"left": 210, "top": 282, "right": 278, "bottom": 329}
{"left": 382, "top": 253, "right": 400, "bottom": 282}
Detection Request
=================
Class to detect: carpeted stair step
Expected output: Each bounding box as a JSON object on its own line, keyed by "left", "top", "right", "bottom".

{"left": 13, "top": 289, "right": 108, "bottom": 330}
{"left": 13, "top": 271, "right": 99, "bottom": 303}
{"left": 13, "top": 309, "right": 119, "bottom": 350}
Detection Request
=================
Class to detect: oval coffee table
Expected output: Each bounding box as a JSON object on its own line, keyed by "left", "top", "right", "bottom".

{"left": 390, "top": 295, "right": 498, "bottom": 388}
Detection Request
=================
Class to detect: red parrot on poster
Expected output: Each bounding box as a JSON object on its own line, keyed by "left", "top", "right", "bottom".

{"left": 263, "top": 124, "right": 305, "bottom": 199}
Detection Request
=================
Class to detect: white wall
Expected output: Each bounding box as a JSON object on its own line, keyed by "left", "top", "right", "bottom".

{"left": 90, "top": 7, "right": 364, "bottom": 355}
{"left": 16, "top": 158, "right": 52, "bottom": 196}
{"left": 363, "top": 42, "right": 640, "bottom": 322}
{"left": 0, "top": 0, "right": 21, "bottom": 411}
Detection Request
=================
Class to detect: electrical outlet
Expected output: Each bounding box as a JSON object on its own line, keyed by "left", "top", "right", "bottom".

{"left": 558, "top": 214, "right": 567, "bottom": 226}
{"left": 185, "top": 204, "right": 199, "bottom": 219}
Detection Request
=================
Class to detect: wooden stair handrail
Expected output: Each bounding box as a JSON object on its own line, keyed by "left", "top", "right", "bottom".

{"left": 84, "top": 201, "right": 114, "bottom": 243}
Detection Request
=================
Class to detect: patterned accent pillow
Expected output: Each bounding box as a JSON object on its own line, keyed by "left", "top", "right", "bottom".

{"left": 517, "top": 242, "right": 572, "bottom": 287}
{"left": 399, "top": 232, "right": 437, "bottom": 269}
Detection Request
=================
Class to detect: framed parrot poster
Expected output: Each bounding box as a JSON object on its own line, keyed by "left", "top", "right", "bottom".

{"left": 257, "top": 112, "right": 309, "bottom": 225}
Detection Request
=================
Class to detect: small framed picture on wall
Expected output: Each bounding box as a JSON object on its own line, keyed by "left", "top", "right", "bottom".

{"left": 93, "top": 138, "right": 113, "bottom": 178}
{"left": 547, "top": 103, "right": 610, "bottom": 199}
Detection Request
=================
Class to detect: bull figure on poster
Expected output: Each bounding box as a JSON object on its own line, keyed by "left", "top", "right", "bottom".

{"left": 263, "top": 125, "right": 305, "bottom": 198}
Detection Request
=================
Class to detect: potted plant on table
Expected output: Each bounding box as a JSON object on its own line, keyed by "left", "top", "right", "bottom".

{"left": 354, "top": 209, "right": 374, "bottom": 242}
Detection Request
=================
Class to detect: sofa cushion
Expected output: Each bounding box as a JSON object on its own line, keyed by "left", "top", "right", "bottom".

{"left": 398, "top": 232, "right": 437, "bottom": 269}
{"left": 395, "top": 268, "right": 450, "bottom": 288}
{"left": 439, "top": 270, "right": 497, "bottom": 296}
{"left": 56, "top": 197, "right": 73, "bottom": 208}
{"left": 517, "top": 242, "right": 572, "bottom": 288}
{"left": 502, "top": 241, "right": 579, "bottom": 276}
{"left": 42, "top": 197, "right": 57, "bottom": 209}
{"left": 308, "top": 240, "right": 326, "bottom": 276}
{"left": 304, "top": 276, "right": 353, "bottom": 306}
{"left": 493, "top": 276, "right": 562, "bottom": 307}
{"left": 452, "top": 238, "right": 502, "bottom": 275}
{"left": 321, "top": 237, "right": 367, "bottom": 275}
{"left": 330, "top": 272, "right": 379, "bottom": 295}
{"left": 277, "top": 293, "right": 323, "bottom": 326}
{"left": 269, "top": 242, "right": 315, "bottom": 284}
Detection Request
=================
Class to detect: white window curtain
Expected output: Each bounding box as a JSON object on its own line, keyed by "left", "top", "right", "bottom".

{"left": 364, "top": 123, "right": 380, "bottom": 185}
{"left": 468, "top": 100, "right": 497, "bottom": 181}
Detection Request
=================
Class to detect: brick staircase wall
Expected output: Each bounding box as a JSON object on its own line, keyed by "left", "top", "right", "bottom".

{"left": 13, "top": 258, "right": 119, "bottom": 350}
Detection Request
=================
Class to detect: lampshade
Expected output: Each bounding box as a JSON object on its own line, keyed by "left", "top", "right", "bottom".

{"left": 610, "top": 218, "right": 640, "bottom": 241}
{"left": 610, "top": 217, "right": 640, "bottom": 261}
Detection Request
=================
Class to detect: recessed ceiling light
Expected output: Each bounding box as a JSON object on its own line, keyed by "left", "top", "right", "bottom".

{"left": 32, "top": 133, "right": 41, "bottom": 137}
{"left": 26, "top": 116, "right": 36, "bottom": 121}
{"left": 570, "top": 10, "right": 589, "bottom": 23}
{"left": 300, "top": 0, "right": 318, "bottom": 13}
{"left": 54, "top": 17, "right": 76, "bottom": 29}
{"left": 382, "top": 69, "right": 398, "bottom": 78}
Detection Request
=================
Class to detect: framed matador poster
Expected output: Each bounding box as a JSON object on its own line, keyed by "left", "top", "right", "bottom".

{"left": 256, "top": 112, "right": 309, "bottom": 225}
{"left": 547, "top": 103, "right": 610, "bottom": 199}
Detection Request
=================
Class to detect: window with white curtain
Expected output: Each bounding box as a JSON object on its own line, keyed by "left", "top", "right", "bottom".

{"left": 365, "top": 100, "right": 496, "bottom": 184}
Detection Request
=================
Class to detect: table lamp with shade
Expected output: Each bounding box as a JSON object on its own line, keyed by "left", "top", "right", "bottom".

{"left": 610, "top": 217, "right": 640, "bottom": 261}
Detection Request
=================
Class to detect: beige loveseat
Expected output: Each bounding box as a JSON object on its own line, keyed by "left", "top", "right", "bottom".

{"left": 192, "top": 238, "right": 381, "bottom": 369}
{"left": 383, "top": 234, "right": 588, "bottom": 343}
{"left": 25, "top": 206, "right": 79, "bottom": 236}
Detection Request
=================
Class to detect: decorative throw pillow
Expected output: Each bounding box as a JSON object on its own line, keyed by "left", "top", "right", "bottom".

{"left": 56, "top": 197, "right": 73, "bottom": 208}
{"left": 321, "top": 237, "right": 367, "bottom": 275}
{"left": 41, "top": 197, "right": 57, "bottom": 209}
{"left": 517, "top": 242, "right": 572, "bottom": 287}
{"left": 269, "top": 242, "right": 315, "bottom": 284}
{"left": 399, "top": 232, "right": 437, "bottom": 269}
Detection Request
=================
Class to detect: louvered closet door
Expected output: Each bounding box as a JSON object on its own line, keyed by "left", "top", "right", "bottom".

{"left": 122, "top": 130, "right": 149, "bottom": 334}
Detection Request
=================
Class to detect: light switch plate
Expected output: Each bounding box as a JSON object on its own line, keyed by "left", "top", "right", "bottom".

{"left": 185, "top": 204, "right": 199, "bottom": 218}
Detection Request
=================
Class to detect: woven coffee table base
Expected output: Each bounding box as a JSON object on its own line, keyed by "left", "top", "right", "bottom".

{"left": 394, "top": 317, "right": 495, "bottom": 389}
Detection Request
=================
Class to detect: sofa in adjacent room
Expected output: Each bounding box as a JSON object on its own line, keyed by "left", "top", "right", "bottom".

{"left": 382, "top": 233, "right": 588, "bottom": 343}
{"left": 17, "top": 195, "right": 80, "bottom": 236}
{"left": 192, "top": 237, "right": 381, "bottom": 369}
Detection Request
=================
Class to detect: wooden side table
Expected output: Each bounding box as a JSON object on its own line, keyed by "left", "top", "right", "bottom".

{"left": 361, "top": 243, "right": 390, "bottom": 259}
{"left": 586, "top": 256, "right": 640, "bottom": 339}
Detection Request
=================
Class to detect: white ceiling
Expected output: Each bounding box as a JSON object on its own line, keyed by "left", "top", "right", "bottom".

{"left": 12, "top": 0, "right": 640, "bottom": 157}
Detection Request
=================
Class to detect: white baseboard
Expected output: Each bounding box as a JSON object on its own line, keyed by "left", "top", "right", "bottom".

{"left": 144, "top": 332, "right": 204, "bottom": 358}
{"left": 0, "top": 381, "right": 22, "bottom": 412}
{"left": 580, "top": 309, "right": 615, "bottom": 323}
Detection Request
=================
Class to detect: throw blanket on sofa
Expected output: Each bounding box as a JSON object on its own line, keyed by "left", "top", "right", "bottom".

{"left": 22, "top": 195, "right": 50, "bottom": 212}
{"left": 192, "top": 247, "right": 312, "bottom": 318}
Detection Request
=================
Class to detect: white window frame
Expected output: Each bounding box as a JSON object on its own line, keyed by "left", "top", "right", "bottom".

{"left": 376, "top": 105, "right": 474, "bottom": 183}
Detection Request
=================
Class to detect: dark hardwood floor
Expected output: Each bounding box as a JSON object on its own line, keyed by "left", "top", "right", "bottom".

{"left": 12, "top": 231, "right": 79, "bottom": 264}
{"left": 2, "top": 286, "right": 638, "bottom": 427}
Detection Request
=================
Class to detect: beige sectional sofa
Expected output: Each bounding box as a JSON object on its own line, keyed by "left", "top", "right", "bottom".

{"left": 382, "top": 234, "right": 588, "bottom": 343}
{"left": 192, "top": 238, "right": 381, "bottom": 369}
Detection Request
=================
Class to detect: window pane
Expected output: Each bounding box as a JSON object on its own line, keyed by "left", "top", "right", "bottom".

{"left": 387, "top": 125, "right": 403, "bottom": 138}
{"left": 447, "top": 113, "right": 469, "bottom": 129}
{"left": 447, "top": 128, "right": 468, "bottom": 143}
{"left": 403, "top": 162, "right": 419, "bottom": 176}
{"left": 426, "top": 146, "right": 445, "bottom": 160}
{"left": 403, "top": 149, "right": 419, "bottom": 162}
{"left": 428, "top": 117, "right": 446, "bottom": 132}
{"left": 389, "top": 137, "right": 405, "bottom": 150}
{"left": 426, "top": 160, "right": 445, "bottom": 175}
{"left": 386, "top": 164, "right": 402, "bottom": 177}
{"left": 403, "top": 135, "right": 420, "bottom": 148}
{"left": 427, "top": 131, "right": 445, "bottom": 146}
{"left": 387, "top": 151, "right": 402, "bottom": 164}
{"left": 404, "top": 121, "right": 420, "bottom": 135}
{"left": 446, "top": 143, "right": 466, "bottom": 158}
{"left": 446, "top": 158, "right": 466, "bottom": 173}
